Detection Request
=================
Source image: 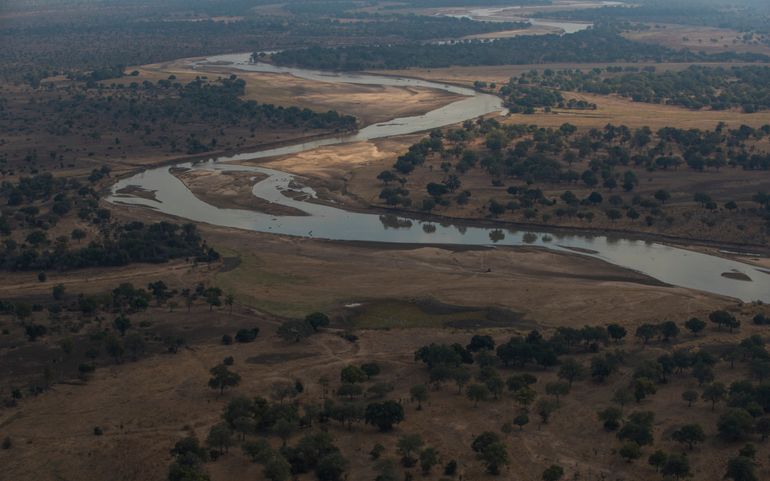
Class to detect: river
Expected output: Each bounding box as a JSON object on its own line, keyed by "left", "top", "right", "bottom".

{"left": 108, "top": 53, "right": 770, "bottom": 302}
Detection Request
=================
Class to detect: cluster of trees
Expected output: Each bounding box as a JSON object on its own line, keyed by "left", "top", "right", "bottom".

{"left": 0, "top": 220, "right": 219, "bottom": 271}
{"left": 1, "top": 3, "right": 526, "bottom": 85}
{"left": 1, "top": 279, "right": 237, "bottom": 410}
{"left": 509, "top": 66, "right": 770, "bottom": 112}
{"left": 271, "top": 28, "right": 711, "bottom": 71}
{"left": 276, "top": 312, "right": 331, "bottom": 342}
{"left": 373, "top": 118, "right": 770, "bottom": 241}
{"left": 542, "top": 3, "right": 770, "bottom": 37}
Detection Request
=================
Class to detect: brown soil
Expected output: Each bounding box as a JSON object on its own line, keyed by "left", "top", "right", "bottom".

{"left": 625, "top": 24, "right": 770, "bottom": 57}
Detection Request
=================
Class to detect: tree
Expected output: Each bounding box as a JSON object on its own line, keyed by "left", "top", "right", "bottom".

{"left": 607, "top": 323, "right": 627, "bottom": 343}
{"left": 542, "top": 464, "right": 564, "bottom": 481}
{"left": 277, "top": 319, "right": 314, "bottom": 342}
{"left": 113, "top": 315, "right": 131, "bottom": 336}
{"left": 452, "top": 367, "right": 472, "bottom": 394}
{"left": 316, "top": 452, "right": 348, "bottom": 481}
{"left": 619, "top": 442, "right": 641, "bottom": 462}
{"left": 306, "top": 312, "right": 330, "bottom": 331}
{"left": 660, "top": 321, "right": 680, "bottom": 341}
{"left": 104, "top": 335, "right": 124, "bottom": 363}
{"left": 471, "top": 434, "right": 509, "bottom": 476}
{"left": 535, "top": 399, "right": 558, "bottom": 425}
{"left": 755, "top": 417, "right": 770, "bottom": 441}
{"left": 124, "top": 333, "right": 146, "bottom": 361}
{"left": 597, "top": 407, "right": 622, "bottom": 431}
{"left": 672, "top": 424, "right": 705, "bottom": 450}
{"left": 361, "top": 362, "right": 381, "bottom": 379}
{"left": 337, "top": 383, "right": 363, "bottom": 400}
{"left": 208, "top": 364, "right": 241, "bottom": 396}
{"left": 682, "top": 390, "right": 698, "bottom": 408}
{"left": 467, "top": 383, "right": 490, "bottom": 407}
{"left": 263, "top": 455, "right": 291, "bottom": 481}
{"left": 486, "top": 376, "right": 505, "bottom": 400}
{"left": 710, "top": 310, "right": 739, "bottom": 332}
{"left": 340, "top": 365, "right": 367, "bottom": 384}
{"left": 397, "top": 434, "right": 424, "bottom": 467}
{"left": 618, "top": 411, "right": 654, "bottom": 446}
{"left": 662, "top": 453, "right": 691, "bottom": 479}
{"left": 724, "top": 456, "right": 757, "bottom": 481}
{"left": 612, "top": 387, "right": 634, "bottom": 413}
{"left": 218, "top": 292, "right": 233, "bottom": 314}
{"left": 234, "top": 328, "right": 259, "bottom": 343}
{"left": 702, "top": 382, "right": 727, "bottom": 410}
{"left": 654, "top": 189, "right": 670, "bottom": 203}
{"left": 513, "top": 386, "right": 537, "bottom": 410}
{"left": 410, "top": 385, "right": 428, "bottom": 410}
{"left": 718, "top": 409, "right": 754, "bottom": 442}
{"left": 685, "top": 317, "right": 706, "bottom": 336}
{"left": 545, "top": 381, "right": 570, "bottom": 405}
{"left": 365, "top": 401, "right": 404, "bottom": 432}
{"left": 467, "top": 335, "right": 495, "bottom": 352}
{"left": 557, "top": 359, "right": 585, "bottom": 386}
{"left": 206, "top": 423, "right": 233, "bottom": 455}
{"left": 52, "top": 284, "right": 66, "bottom": 301}
{"left": 693, "top": 363, "right": 715, "bottom": 386}
{"left": 648, "top": 450, "right": 667, "bottom": 472}
{"left": 420, "top": 447, "right": 440, "bottom": 475}
{"left": 272, "top": 419, "right": 296, "bottom": 446}
{"left": 514, "top": 414, "right": 529, "bottom": 431}
{"left": 635, "top": 324, "right": 657, "bottom": 345}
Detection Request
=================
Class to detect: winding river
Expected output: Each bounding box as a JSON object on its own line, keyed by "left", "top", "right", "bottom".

{"left": 109, "top": 53, "right": 770, "bottom": 302}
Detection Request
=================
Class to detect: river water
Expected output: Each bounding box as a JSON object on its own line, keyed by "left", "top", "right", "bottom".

{"left": 109, "top": 53, "right": 770, "bottom": 302}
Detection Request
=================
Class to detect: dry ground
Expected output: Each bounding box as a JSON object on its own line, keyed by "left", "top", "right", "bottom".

{"left": 140, "top": 59, "right": 463, "bottom": 126}
{"left": 2, "top": 295, "right": 769, "bottom": 481}
{"left": 625, "top": 24, "right": 770, "bottom": 57}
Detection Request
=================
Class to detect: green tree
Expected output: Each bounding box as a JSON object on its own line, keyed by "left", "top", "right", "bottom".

{"left": 113, "top": 315, "right": 131, "bottom": 336}
{"left": 684, "top": 317, "right": 706, "bottom": 335}
{"left": 662, "top": 453, "right": 691, "bottom": 479}
{"left": 672, "top": 424, "right": 705, "bottom": 450}
{"left": 648, "top": 450, "right": 667, "bottom": 472}
{"left": 263, "top": 455, "right": 291, "bottom": 481}
{"left": 545, "top": 381, "right": 570, "bottom": 405}
{"left": 467, "top": 383, "right": 490, "bottom": 407}
{"left": 682, "top": 390, "right": 698, "bottom": 407}
{"left": 718, "top": 409, "right": 754, "bottom": 442}
{"left": 702, "top": 382, "right": 727, "bottom": 411}
{"left": 557, "top": 359, "right": 585, "bottom": 386}
{"left": 306, "top": 312, "right": 330, "bottom": 331}
{"left": 514, "top": 413, "right": 529, "bottom": 431}
{"left": 619, "top": 442, "right": 641, "bottom": 462}
{"left": 397, "top": 434, "right": 424, "bottom": 467}
{"left": 361, "top": 362, "right": 381, "bottom": 379}
{"left": 340, "top": 365, "right": 367, "bottom": 384}
{"left": 419, "top": 447, "right": 440, "bottom": 475}
{"left": 724, "top": 456, "right": 757, "bottom": 481}
{"left": 365, "top": 401, "right": 404, "bottom": 432}
{"left": 535, "top": 398, "right": 558, "bottom": 425}
{"left": 542, "top": 464, "right": 564, "bottom": 481}
{"left": 206, "top": 423, "right": 233, "bottom": 455}
{"left": 410, "top": 384, "right": 428, "bottom": 410}
{"left": 208, "top": 364, "right": 241, "bottom": 396}
{"left": 315, "top": 452, "right": 348, "bottom": 481}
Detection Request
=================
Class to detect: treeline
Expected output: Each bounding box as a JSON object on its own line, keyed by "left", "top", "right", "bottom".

{"left": 270, "top": 28, "right": 767, "bottom": 71}
{"left": 374, "top": 120, "right": 770, "bottom": 241}
{"left": 1, "top": 11, "right": 522, "bottom": 84}
{"left": 510, "top": 66, "right": 770, "bottom": 112}
{"left": 0, "top": 221, "right": 218, "bottom": 271}
{"left": 0, "top": 172, "right": 219, "bottom": 271}
{"left": 539, "top": 3, "right": 770, "bottom": 35}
